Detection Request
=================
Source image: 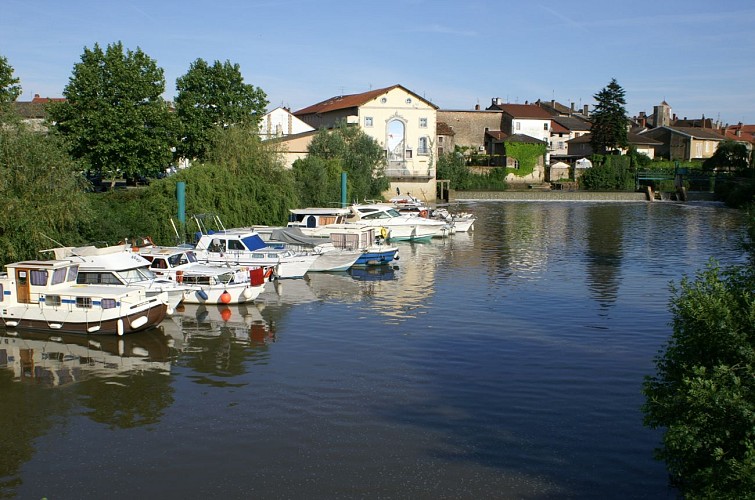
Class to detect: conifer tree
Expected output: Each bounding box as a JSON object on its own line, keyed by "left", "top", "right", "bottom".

{"left": 590, "top": 79, "right": 628, "bottom": 155}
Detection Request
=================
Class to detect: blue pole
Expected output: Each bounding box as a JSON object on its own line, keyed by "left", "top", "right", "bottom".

{"left": 177, "top": 181, "right": 186, "bottom": 224}
{"left": 341, "top": 172, "right": 347, "bottom": 207}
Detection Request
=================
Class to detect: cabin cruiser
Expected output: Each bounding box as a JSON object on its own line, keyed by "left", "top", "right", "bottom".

{"left": 0, "top": 259, "right": 168, "bottom": 335}
{"left": 138, "top": 246, "right": 269, "bottom": 304}
{"left": 43, "top": 245, "right": 188, "bottom": 311}
{"left": 346, "top": 203, "right": 450, "bottom": 241}
{"left": 192, "top": 228, "right": 318, "bottom": 279}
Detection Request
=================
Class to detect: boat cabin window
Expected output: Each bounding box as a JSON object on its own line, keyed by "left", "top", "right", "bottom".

{"left": 185, "top": 251, "right": 198, "bottom": 263}
{"left": 251, "top": 253, "right": 266, "bottom": 259}
{"left": 168, "top": 253, "right": 190, "bottom": 266}
{"left": 150, "top": 258, "right": 168, "bottom": 269}
{"left": 101, "top": 298, "right": 116, "bottom": 309}
{"left": 76, "top": 297, "right": 93, "bottom": 309}
{"left": 362, "top": 211, "right": 390, "bottom": 220}
{"left": 30, "top": 270, "right": 48, "bottom": 286}
{"left": 78, "top": 272, "right": 123, "bottom": 285}
{"left": 209, "top": 239, "right": 226, "bottom": 252}
{"left": 227, "top": 240, "right": 245, "bottom": 251}
{"left": 45, "top": 295, "right": 62, "bottom": 307}
{"left": 67, "top": 265, "right": 79, "bottom": 283}
{"left": 117, "top": 267, "right": 155, "bottom": 283}
{"left": 51, "top": 267, "right": 68, "bottom": 285}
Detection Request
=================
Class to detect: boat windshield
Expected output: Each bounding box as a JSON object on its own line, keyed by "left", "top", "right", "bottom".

{"left": 117, "top": 267, "right": 155, "bottom": 283}
{"left": 362, "top": 211, "right": 391, "bottom": 220}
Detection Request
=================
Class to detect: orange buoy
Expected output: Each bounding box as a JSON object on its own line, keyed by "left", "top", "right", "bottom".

{"left": 220, "top": 290, "right": 232, "bottom": 304}
{"left": 220, "top": 308, "right": 232, "bottom": 322}
{"left": 176, "top": 270, "right": 184, "bottom": 283}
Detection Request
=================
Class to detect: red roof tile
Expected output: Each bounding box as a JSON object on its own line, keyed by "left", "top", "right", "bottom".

{"left": 294, "top": 84, "right": 437, "bottom": 115}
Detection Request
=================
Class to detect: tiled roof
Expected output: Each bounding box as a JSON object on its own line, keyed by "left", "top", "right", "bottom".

{"left": 12, "top": 101, "right": 48, "bottom": 119}
{"left": 550, "top": 121, "right": 569, "bottom": 134}
{"left": 31, "top": 94, "right": 65, "bottom": 104}
{"left": 552, "top": 116, "right": 592, "bottom": 131}
{"left": 488, "top": 132, "right": 544, "bottom": 144}
{"left": 294, "top": 84, "right": 437, "bottom": 115}
{"left": 666, "top": 126, "right": 726, "bottom": 140}
{"left": 485, "top": 130, "right": 508, "bottom": 140}
{"left": 490, "top": 103, "right": 553, "bottom": 119}
{"left": 567, "top": 132, "right": 662, "bottom": 145}
{"left": 436, "top": 121, "right": 455, "bottom": 135}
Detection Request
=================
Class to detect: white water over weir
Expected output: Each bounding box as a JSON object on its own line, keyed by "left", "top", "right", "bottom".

{"left": 451, "top": 190, "right": 717, "bottom": 202}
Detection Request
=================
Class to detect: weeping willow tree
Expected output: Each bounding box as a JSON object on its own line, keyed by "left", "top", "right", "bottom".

{"left": 81, "top": 125, "right": 299, "bottom": 245}
{"left": 0, "top": 122, "right": 90, "bottom": 265}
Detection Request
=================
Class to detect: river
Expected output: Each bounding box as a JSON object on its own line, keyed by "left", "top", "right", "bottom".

{"left": 0, "top": 200, "right": 748, "bottom": 499}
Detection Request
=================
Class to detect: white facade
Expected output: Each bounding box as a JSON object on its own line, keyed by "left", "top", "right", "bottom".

{"left": 356, "top": 87, "right": 437, "bottom": 180}
{"left": 259, "top": 107, "right": 314, "bottom": 140}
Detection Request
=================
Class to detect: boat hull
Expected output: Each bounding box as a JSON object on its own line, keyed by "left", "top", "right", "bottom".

{"left": 353, "top": 247, "right": 399, "bottom": 266}
{"left": 1, "top": 301, "right": 168, "bottom": 336}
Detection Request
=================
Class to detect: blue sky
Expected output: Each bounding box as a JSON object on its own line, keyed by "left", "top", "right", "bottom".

{"left": 3, "top": 0, "right": 755, "bottom": 125}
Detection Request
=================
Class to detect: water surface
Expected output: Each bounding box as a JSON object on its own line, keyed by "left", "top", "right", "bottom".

{"left": 0, "top": 201, "right": 748, "bottom": 499}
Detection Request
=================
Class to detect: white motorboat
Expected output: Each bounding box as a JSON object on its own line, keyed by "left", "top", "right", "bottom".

{"left": 192, "top": 228, "right": 318, "bottom": 279}
{"left": 346, "top": 203, "right": 451, "bottom": 241}
{"left": 255, "top": 226, "right": 364, "bottom": 272}
{"left": 44, "top": 245, "right": 188, "bottom": 311}
{"left": 0, "top": 259, "right": 168, "bottom": 335}
{"left": 287, "top": 209, "right": 400, "bottom": 266}
{"left": 391, "top": 194, "right": 475, "bottom": 232}
{"left": 138, "top": 246, "right": 269, "bottom": 304}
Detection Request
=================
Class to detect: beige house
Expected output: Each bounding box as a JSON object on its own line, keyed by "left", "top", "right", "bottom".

{"left": 567, "top": 132, "right": 663, "bottom": 159}
{"left": 640, "top": 126, "right": 726, "bottom": 161}
{"left": 294, "top": 85, "right": 438, "bottom": 201}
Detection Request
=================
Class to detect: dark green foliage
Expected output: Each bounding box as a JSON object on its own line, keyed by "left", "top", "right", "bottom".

{"left": 580, "top": 155, "right": 635, "bottom": 191}
{"left": 79, "top": 126, "right": 298, "bottom": 246}
{"left": 590, "top": 79, "right": 628, "bottom": 155}
{"left": 0, "top": 123, "right": 90, "bottom": 264}
{"left": 175, "top": 59, "right": 268, "bottom": 162}
{"left": 48, "top": 41, "right": 177, "bottom": 186}
{"left": 504, "top": 141, "right": 547, "bottom": 176}
{"left": 304, "top": 123, "right": 388, "bottom": 202}
{"left": 436, "top": 150, "right": 470, "bottom": 189}
{"left": 715, "top": 174, "right": 755, "bottom": 208}
{"left": 0, "top": 55, "right": 21, "bottom": 113}
{"left": 643, "top": 258, "right": 755, "bottom": 498}
{"left": 704, "top": 140, "right": 750, "bottom": 173}
{"left": 292, "top": 156, "right": 343, "bottom": 207}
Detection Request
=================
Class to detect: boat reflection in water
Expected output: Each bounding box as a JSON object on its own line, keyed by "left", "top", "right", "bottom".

{"left": 348, "top": 265, "right": 397, "bottom": 282}
{"left": 0, "top": 328, "right": 172, "bottom": 386}
{"left": 169, "top": 302, "right": 275, "bottom": 345}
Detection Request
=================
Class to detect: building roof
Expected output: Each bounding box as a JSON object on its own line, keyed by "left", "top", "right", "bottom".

{"left": 488, "top": 102, "right": 553, "bottom": 119}
{"left": 487, "top": 131, "right": 545, "bottom": 144}
{"left": 567, "top": 132, "right": 662, "bottom": 146}
{"left": 552, "top": 115, "right": 592, "bottom": 132}
{"left": 294, "top": 84, "right": 437, "bottom": 116}
{"left": 436, "top": 121, "right": 455, "bottom": 136}
{"left": 664, "top": 126, "right": 726, "bottom": 140}
{"left": 724, "top": 124, "right": 755, "bottom": 144}
{"left": 550, "top": 121, "right": 569, "bottom": 134}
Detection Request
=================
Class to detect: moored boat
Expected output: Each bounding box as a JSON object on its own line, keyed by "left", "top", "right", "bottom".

{"left": 44, "top": 244, "right": 188, "bottom": 311}
{"left": 346, "top": 203, "right": 450, "bottom": 241}
{"left": 138, "top": 246, "right": 269, "bottom": 304}
{"left": 0, "top": 259, "right": 168, "bottom": 335}
{"left": 192, "top": 228, "right": 318, "bottom": 279}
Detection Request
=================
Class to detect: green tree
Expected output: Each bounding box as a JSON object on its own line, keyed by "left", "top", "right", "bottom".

{"left": 0, "top": 55, "right": 22, "bottom": 118}
{"left": 48, "top": 41, "right": 177, "bottom": 187}
{"left": 0, "top": 122, "right": 89, "bottom": 265}
{"left": 306, "top": 122, "right": 388, "bottom": 202}
{"left": 175, "top": 59, "right": 268, "bottom": 162}
{"left": 437, "top": 149, "right": 470, "bottom": 190}
{"left": 703, "top": 140, "right": 750, "bottom": 173}
{"left": 643, "top": 258, "right": 755, "bottom": 498}
{"left": 292, "top": 156, "right": 343, "bottom": 207}
{"left": 590, "top": 79, "right": 628, "bottom": 155}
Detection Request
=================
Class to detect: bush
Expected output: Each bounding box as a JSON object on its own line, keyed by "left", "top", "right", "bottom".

{"left": 580, "top": 155, "right": 635, "bottom": 191}
{"left": 643, "top": 259, "right": 755, "bottom": 498}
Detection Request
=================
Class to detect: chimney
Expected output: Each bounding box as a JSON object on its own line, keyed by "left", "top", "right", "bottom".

{"left": 570, "top": 102, "right": 575, "bottom": 112}
{"left": 475, "top": 104, "right": 480, "bottom": 110}
{"left": 583, "top": 104, "right": 588, "bottom": 116}
{"left": 550, "top": 99, "right": 555, "bottom": 108}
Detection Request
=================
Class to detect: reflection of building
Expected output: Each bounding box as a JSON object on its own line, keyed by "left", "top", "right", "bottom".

{"left": 0, "top": 329, "right": 171, "bottom": 386}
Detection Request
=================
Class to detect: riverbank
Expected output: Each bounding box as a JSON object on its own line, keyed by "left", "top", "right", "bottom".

{"left": 450, "top": 190, "right": 718, "bottom": 202}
